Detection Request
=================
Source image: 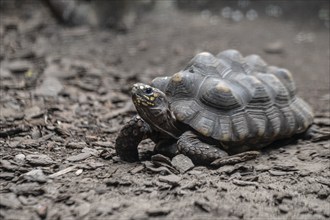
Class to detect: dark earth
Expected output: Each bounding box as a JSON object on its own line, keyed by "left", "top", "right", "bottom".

{"left": 1, "top": 1, "right": 329, "bottom": 219}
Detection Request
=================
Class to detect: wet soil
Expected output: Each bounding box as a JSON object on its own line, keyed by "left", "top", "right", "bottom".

{"left": 1, "top": 1, "right": 330, "bottom": 220}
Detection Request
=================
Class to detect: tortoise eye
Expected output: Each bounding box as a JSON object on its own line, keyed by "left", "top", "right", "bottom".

{"left": 145, "top": 87, "right": 153, "bottom": 94}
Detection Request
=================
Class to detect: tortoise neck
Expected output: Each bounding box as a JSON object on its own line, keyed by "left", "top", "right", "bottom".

{"left": 137, "top": 106, "right": 183, "bottom": 139}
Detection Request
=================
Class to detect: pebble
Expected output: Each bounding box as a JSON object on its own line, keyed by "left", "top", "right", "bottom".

{"left": 171, "top": 154, "right": 194, "bottom": 173}
{"left": 264, "top": 41, "right": 284, "bottom": 54}
{"left": 35, "top": 77, "right": 63, "bottom": 97}
{"left": 129, "top": 165, "right": 145, "bottom": 174}
{"left": 23, "top": 169, "right": 48, "bottom": 183}
{"left": 36, "top": 204, "right": 48, "bottom": 218}
{"left": 75, "top": 169, "right": 83, "bottom": 175}
{"left": 254, "top": 164, "right": 271, "bottom": 172}
{"left": 158, "top": 174, "right": 181, "bottom": 186}
{"left": 278, "top": 204, "right": 290, "bottom": 213}
{"left": 26, "top": 154, "right": 55, "bottom": 166}
{"left": 66, "top": 152, "right": 91, "bottom": 162}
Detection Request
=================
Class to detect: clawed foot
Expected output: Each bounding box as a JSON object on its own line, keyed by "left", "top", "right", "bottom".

{"left": 210, "top": 151, "right": 260, "bottom": 168}
{"left": 303, "top": 125, "right": 330, "bottom": 142}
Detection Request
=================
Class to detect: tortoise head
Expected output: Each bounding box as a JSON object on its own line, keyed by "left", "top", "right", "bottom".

{"left": 132, "top": 83, "right": 167, "bottom": 108}
{"left": 131, "top": 83, "right": 182, "bottom": 138}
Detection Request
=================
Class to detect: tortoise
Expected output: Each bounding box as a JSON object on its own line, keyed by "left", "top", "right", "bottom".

{"left": 115, "top": 50, "right": 314, "bottom": 165}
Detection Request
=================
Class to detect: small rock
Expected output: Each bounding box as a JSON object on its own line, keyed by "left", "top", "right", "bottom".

{"left": 264, "top": 41, "right": 284, "bottom": 54}
{"left": 171, "top": 154, "right": 194, "bottom": 173}
{"left": 23, "top": 169, "right": 47, "bottom": 183}
{"left": 273, "top": 192, "right": 293, "bottom": 203}
{"left": 24, "top": 106, "right": 42, "bottom": 120}
{"left": 278, "top": 204, "right": 290, "bottom": 213}
{"left": 194, "top": 200, "right": 213, "bottom": 212}
{"left": 26, "top": 154, "right": 55, "bottom": 166}
{"left": 217, "top": 165, "right": 236, "bottom": 174}
{"left": 82, "top": 147, "right": 99, "bottom": 156}
{"left": 14, "top": 154, "right": 25, "bottom": 164}
{"left": 35, "top": 77, "right": 63, "bottom": 97}
{"left": 255, "top": 164, "right": 270, "bottom": 172}
{"left": 75, "top": 169, "right": 83, "bottom": 176}
{"left": 0, "top": 193, "right": 22, "bottom": 209}
{"left": 73, "top": 202, "right": 91, "bottom": 218}
{"left": 317, "top": 188, "right": 329, "bottom": 199}
{"left": 7, "top": 60, "right": 33, "bottom": 73}
{"left": 129, "top": 165, "right": 145, "bottom": 174}
{"left": 30, "top": 127, "right": 42, "bottom": 139}
{"left": 158, "top": 174, "right": 181, "bottom": 186}
{"left": 66, "top": 152, "right": 91, "bottom": 162}
{"left": 36, "top": 204, "right": 48, "bottom": 218}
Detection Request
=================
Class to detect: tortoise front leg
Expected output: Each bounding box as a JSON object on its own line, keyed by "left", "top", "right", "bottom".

{"left": 177, "top": 131, "right": 228, "bottom": 165}
{"left": 115, "top": 115, "right": 153, "bottom": 162}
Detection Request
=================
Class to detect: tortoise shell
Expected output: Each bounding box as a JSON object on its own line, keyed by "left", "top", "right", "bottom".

{"left": 151, "top": 50, "right": 314, "bottom": 150}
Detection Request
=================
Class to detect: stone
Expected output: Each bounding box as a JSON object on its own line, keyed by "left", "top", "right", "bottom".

{"left": 35, "top": 77, "right": 63, "bottom": 97}
{"left": 23, "top": 169, "right": 48, "bottom": 183}
{"left": 66, "top": 152, "right": 91, "bottom": 162}
{"left": 171, "top": 154, "right": 194, "bottom": 173}
{"left": 26, "top": 154, "right": 55, "bottom": 166}
{"left": 158, "top": 174, "right": 181, "bottom": 186}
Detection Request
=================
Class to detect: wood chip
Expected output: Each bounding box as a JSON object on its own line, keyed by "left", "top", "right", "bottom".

{"left": 49, "top": 166, "right": 77, "bottom": 178}
{"left": 232, "top": 179, "right": 259, "bottom": 187}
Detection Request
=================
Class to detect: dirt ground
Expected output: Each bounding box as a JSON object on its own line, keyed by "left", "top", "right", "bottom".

{"left": 0, "top": 1, "right": 329, "bottom": 220}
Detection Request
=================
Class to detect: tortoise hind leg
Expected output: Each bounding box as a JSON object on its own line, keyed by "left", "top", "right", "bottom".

{"left": 177, "top": 131, "right": 228, "bottom": 165}
{"left": 115, "top": 116, "right": 153, "bottom": 162}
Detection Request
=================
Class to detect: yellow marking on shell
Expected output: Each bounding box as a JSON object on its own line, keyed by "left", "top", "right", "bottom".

{"left": 284, "top": 70, "right": 293, "bottom": 80}
{"left": 216, "top": 81, "right": 230, "bottom": 92}
{"left": 172, "top": 72, "right": 182, "bottom": 82}
{"left": 303, "top": 120, "right": 309, "bottom": 130}
{"left": 238, "top": 132, "right": 247, "bottom": 140}
{"left": 257, "top": 127, "right": 265, "bottom": 137}
{"left": 222, "top": 133, "right": 230, "bottom": 142}
{"left": 252, "top": 77, "right": 262, "bottom": 85}
{"left": 197, "top": 127, "right": 211, "bottom": 137}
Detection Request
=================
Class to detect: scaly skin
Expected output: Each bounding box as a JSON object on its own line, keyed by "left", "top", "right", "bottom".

{"left": 177, "top": 131, "right": 228, "bottom": 165}
{"left": 115, "top": 116, "right": 152, "bottom": 162}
